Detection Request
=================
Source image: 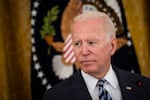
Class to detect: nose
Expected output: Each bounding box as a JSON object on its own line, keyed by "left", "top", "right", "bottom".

{"left": 81, "top": 43, "right": 90, "bottom": 56}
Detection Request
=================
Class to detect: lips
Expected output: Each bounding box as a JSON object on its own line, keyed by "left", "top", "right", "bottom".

{"left": 80, "top": 60, "right": 95, "bottom": 64}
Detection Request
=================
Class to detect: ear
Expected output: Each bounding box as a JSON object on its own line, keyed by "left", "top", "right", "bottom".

{"left": 110, "top": 37, "right": 117, "bottom": 56}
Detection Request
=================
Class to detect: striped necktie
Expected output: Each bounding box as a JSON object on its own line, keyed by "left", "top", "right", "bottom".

{"left": 97, "top": 79, "right": 112, "bottom": 100}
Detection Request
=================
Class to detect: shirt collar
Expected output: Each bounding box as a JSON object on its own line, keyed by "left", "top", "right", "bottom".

{"left": 104, "top": 65, "right": 118, "bottom": 89}
{"left": 81, "top": 70, "right": 98, "bottom": 94}
{"left": 81, "top": 65, "right": 118, "bottom": 91}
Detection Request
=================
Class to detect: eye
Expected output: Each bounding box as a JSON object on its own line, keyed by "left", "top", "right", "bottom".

{"left": 88, "top": 41, "right": 97, "bottom": 46}
{"left": 73, "top": 41, "right": 81, "bottom": 47}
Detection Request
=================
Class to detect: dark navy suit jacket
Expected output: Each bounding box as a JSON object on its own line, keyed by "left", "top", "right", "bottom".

{"left": 43, "top": 67, "right": 150, "bottom": 100}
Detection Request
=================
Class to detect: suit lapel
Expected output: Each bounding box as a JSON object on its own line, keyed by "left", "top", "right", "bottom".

{"left": 113, "top": 67, "right": 135, "bottom": 100}
{"left": 71, "top": 70, "right": 92, "bottom": 100}
{"left": 70, "top": 67, "right": 149, "bottom": 100}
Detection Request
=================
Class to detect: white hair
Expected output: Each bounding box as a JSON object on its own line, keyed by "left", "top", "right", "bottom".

{"left": 71, "top": 11, "right": 116, "bottom": 40}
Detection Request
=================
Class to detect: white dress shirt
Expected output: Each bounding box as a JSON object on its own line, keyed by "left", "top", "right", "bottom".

{"left": 81, "top": 65, "right": 122, "bottom": 100}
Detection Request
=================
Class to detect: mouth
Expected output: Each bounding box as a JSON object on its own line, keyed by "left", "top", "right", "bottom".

{"left": 80, "top": 60, "right": 95, "bottom": 65}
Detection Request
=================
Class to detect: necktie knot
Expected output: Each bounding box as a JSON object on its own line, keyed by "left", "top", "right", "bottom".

{"left": 98, "top": 79, "right": 106, "bottom": 87}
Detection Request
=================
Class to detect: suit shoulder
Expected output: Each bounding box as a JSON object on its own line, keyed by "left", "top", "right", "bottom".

{"left": 116, "top": 68, "right": 150, "bottom": 84}
{"left": 49, "top": 70, "right": 80, "bottom": 91}
{"left": 45, "top": 75, "right": 73, "bottom": 93}
{"left": 43, "top": 78, "right": 72, "bottom": 100}
{"left": 43, "top": 71, "right": 80, "bottom": 100}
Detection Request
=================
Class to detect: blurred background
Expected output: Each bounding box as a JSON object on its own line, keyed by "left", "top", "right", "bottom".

{"left": 0, "top": 0, "right": 150, "bottom": 100}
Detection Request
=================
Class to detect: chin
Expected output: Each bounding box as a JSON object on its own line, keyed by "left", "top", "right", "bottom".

{"left": 81, "top": 66, "right": 98, "bottom": 74}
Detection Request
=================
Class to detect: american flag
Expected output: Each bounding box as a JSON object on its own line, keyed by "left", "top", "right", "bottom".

{"left": 63, "top": 34, "right": 76, "bottom": 64}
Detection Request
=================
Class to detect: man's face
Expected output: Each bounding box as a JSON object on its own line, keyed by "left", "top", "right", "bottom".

{"left": 71, "top": 19, "right": 116, "bottom": 77}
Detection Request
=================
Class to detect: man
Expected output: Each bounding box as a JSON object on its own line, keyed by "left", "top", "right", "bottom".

{"left": 43, "top": 11, "right": 150, "bottom": 100}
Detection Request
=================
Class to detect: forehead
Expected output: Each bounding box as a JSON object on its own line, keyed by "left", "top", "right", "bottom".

{"left": 72, "top": 31, "right": 106, "bottom": 43}
{"left": 71, "top": 20, "right": 105, "bottom": 38}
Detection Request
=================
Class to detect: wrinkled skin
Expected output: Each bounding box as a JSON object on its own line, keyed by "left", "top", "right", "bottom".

{"left": 71, "top": 18, "right": 117, "bottom": 79}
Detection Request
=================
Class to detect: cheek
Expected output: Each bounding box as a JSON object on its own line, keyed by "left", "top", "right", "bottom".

{"left": 74, "top": 49, "right": 79, "bottom": 59}
{"left": 96, "top": 44, "right": 111, "bottom": 58}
